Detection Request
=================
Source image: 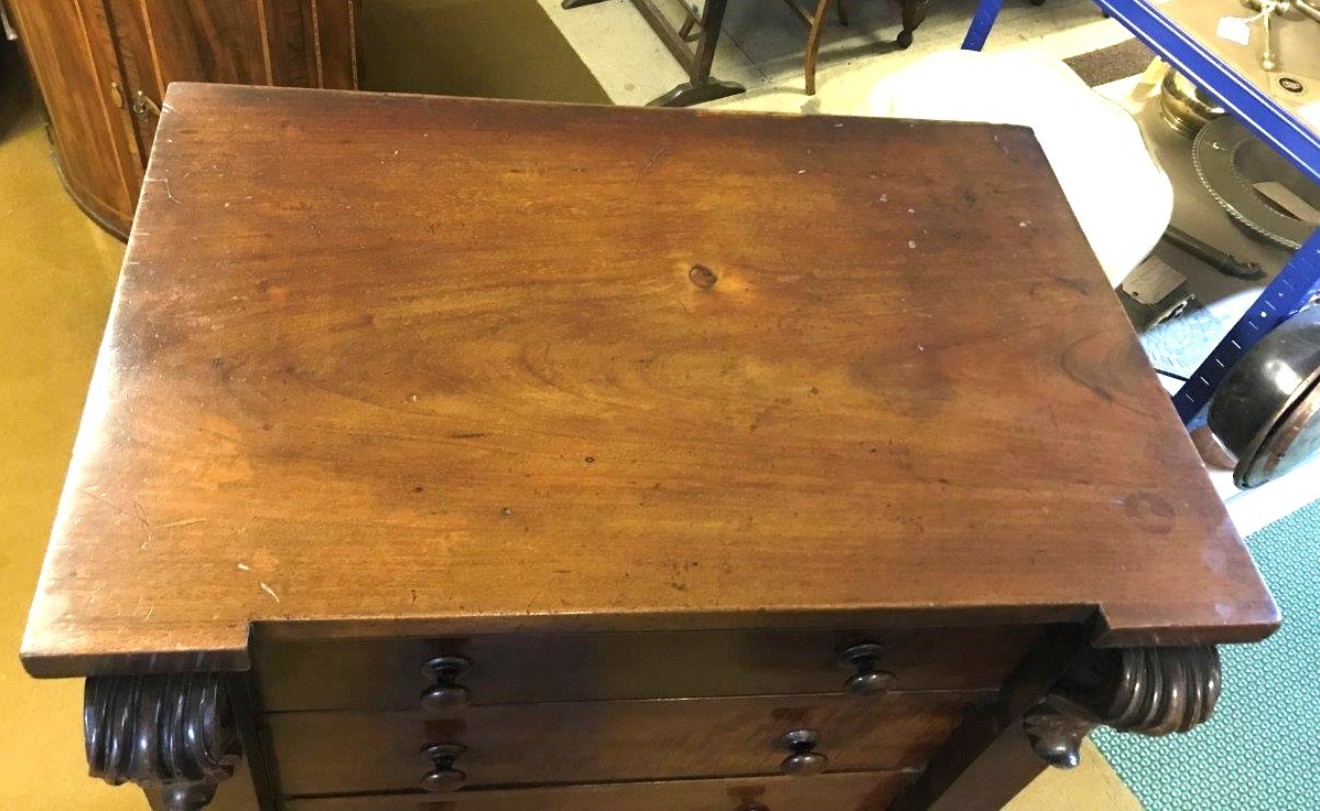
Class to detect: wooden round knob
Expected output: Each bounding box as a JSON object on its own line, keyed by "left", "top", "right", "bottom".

{"left": 421, "top": 683, "right": 470, "bottom": 710}
{"left": 845, "top": 668, "right": 896, "bottom": 697}
{"left": 421, "top": 656, "right": 472, "bottom": 710}
{"left": 837, "top": 642, "right": 895, "bottom": 696}
{"left": 421, "top": 767, "right": 467, "bottom": 793}
{"left": 780, "top": 750, "right": 828, "bottom": 776}
{"left": 422, "top": 656, "right": 472, "bottom": 680}
{"left": 420, "top": 743, "right": 467, "bottom": 792}
{"left": 779, "top": 729, "right": 827, "bottom": 777}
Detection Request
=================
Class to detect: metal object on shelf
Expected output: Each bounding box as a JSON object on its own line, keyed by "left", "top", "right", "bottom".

{"left": 1160, "top": 69, "right": 1227, "bottom": 137}
{"left": 964, "top": 0, "right": 1320, "bottom": 424}
{"left": 1242, "top": 0, "right": 1320, "bottom": 72}
{"left": 1177, "top": 232, "right": 1320, "bottom": 423}
{"left": 1118, "top": 256, "right": 1196, "bottom": 330}
{"left": 1262, "top": 5, "right": 1279, "bottom": 71}
{"left": 1193, "top": 116, "right": 1320, "bottom": 250}
{"left": 1163, "top": 225, "right": 1266, "bottom": 279}
{"left": 964, "top": 1, "right": 1320, "bottom": 185}
{"left": 1209, "top": 306, "right": 1320, "bottom": 486}
{"left": 1247, "top": 0, "right": 1284, "bottom": 72}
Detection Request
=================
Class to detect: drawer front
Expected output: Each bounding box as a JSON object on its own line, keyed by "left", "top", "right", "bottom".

{"left": 268, "top": 691, "right": 981, "bottom": 795}
{"left": 281, "top": 772, "right": 910, "bottom": 811}
{"left": 255, "top": 626, "right": 1036, "bottom": 710}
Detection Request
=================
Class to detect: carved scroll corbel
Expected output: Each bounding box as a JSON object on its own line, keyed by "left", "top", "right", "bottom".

{"left": 85, "top": 672, "right": 242, "bottom": 810}
{"left": 1023, "top": 646, "right": 1221, "bottom": 768}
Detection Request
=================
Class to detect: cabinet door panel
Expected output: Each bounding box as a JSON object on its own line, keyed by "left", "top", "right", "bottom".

{"left": 135, "top": 0, "right": 272, "bottom": 87}
{"left": 8, "top": 0, "right": 140, "bottom": 234}
{"left": 303, "top": 0, "right": 362, "bottom": 90}
{"left": 12, "top": 0, "right": 361, "bottom": 236}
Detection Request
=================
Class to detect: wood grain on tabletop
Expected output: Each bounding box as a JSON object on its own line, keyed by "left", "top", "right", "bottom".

{"left": 21, "top": 83, "right": 1278, "bottom": 676}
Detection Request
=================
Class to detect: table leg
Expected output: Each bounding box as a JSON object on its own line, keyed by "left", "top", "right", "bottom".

{"left": 637, "top": 0, "right": 745, "bottom": 107}
{"left": 892, "top": 643, "right": 1223, "bottom": 810}
{"left": 84, "top": 673, "right": 245, "bottom": 810}
{"left": 894, "top": 0, "right": 930, "bottom": 48}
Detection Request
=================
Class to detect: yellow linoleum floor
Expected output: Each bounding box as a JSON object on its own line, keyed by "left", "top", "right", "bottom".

{"left": 0, "top": 49, "right": 135, "bottom": 811}
{"left": 0, "top": 42, "right": 1137, "bottom": 811}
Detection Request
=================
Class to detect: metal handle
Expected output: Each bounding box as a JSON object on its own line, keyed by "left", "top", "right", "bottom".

{"left": 131, "top": 90, "right": 163, "bottom": 121}
{"left": 779, "top": 729, "right": 828, "bottom": 777}
{"left": 420, "top": 743, "right": 468, "bottom": 792}
{"left": 837, "top": 642, "right": 897, "bottom": 697}
{"left": 421, "top": 656, "right": 472, "bottom": 710}
{"left": 1261, "top": 9, "right": 1278, "bottom": 72}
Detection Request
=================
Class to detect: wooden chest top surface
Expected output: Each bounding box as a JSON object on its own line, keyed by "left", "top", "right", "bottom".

{"left": 22, "top": 84, "right": 1276, "bottom": 676}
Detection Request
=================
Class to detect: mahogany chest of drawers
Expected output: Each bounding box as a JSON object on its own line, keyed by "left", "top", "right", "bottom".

{"left": 22, "top": 84, "right": 1277, "bottom": 811}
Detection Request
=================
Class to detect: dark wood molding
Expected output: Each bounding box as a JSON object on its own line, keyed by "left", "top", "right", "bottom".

{"left": 891, "top": 633, "right": 1223, "bottom": 811}
{"left": 1024, "top": 645, "right": 1221, "bottom": 768}
{"left": 85, "top": 672, "right": 243, "bottom": 810}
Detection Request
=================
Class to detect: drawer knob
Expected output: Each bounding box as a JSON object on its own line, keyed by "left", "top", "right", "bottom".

{"left": 837, "top": 642, "right": 896, "bottom": 697}
{"left": 420, "top": 742, "right": 468, "bottom": 792}
{"left": 421, "top": 656, "right": 472, "bottom": 710}
{"left": 779, "top": 729, "right": 828, "bottom": 777}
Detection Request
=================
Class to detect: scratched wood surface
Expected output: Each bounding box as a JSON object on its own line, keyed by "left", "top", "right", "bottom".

{"left": 21, "top": 84, "right": 1277, "bottom": 677}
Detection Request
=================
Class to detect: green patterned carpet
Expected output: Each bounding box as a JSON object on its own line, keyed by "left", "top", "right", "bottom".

{"left": 1093, "top": 498, "right": 1320, "bottom": 810}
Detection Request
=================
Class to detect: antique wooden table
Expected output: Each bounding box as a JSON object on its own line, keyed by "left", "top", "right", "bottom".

{"left": 22, "top": 84, "right": 1278, "bottom": 811}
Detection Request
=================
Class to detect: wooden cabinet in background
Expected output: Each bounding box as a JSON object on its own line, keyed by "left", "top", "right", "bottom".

{"left": 5, "top": 0, "right": 362, "bottom": 237}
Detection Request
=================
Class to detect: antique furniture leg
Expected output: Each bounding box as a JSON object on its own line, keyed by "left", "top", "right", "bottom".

{"left": 562, "top": 0, "right": 744, "bottom": 107}
{"left": 84, "top": 673, "right": 243, "bottom": 811}
{"left": 781, "top": 0, "right": 842, "bottom": 95}
{"left": 894, "top": 0, "right": 930, "bottom": 48}
{"left": 633, "top": 0, "right": 745, "bottom": 106}
{"left": 1023, "top": 646, "right": 1220, "bottom": 767}
{"left": 804, "top": 0, "right": 835, "bottom": 95}
{"left": 893, "top": 644, "right": 1222, "bottom": 810}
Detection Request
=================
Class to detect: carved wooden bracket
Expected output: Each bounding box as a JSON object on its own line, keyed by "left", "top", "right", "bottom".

{"left": 85, "top": 673, "right": 242, "bottom": 810}
{"left": 1023, "top": 646, "right": 1221, "bottom": 768}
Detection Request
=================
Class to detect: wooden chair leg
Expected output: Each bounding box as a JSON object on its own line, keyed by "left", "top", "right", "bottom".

{"left": 894, "top": 0, "right": 929, "bottom": 48}
{"left": 804, "top": 0, "right": 832, "bottom": 95}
